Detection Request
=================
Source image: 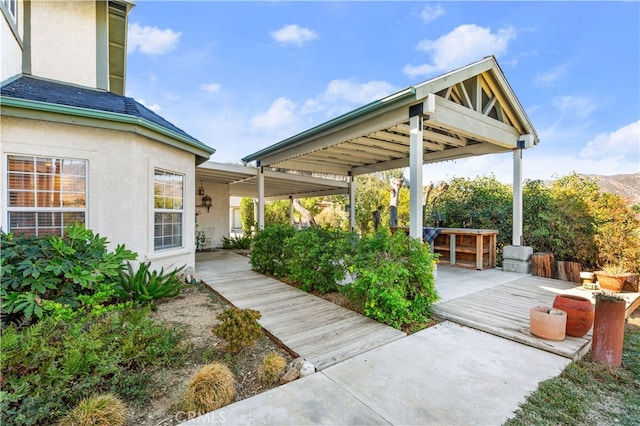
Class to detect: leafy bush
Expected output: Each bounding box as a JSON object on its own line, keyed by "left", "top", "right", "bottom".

{"left": 182, "top": 363, "right": 235, "bottom": 414}
{"left": 344, "top": 231, "right": 439, "bottom": 329}
{"left": 221, "top": 234, "right": 252, "bottom": 250}
{"left": 1, "top": 223, "right": 137, "bottom": 323}
{"left": 213, "top": 307, "right": 262, "bottom": 353}
{"left": 114, "top": 261, "right": 184, "bottom": 302}
{"left": 58, "top": 393, "right": 127, "bottom": 426}
{"left": 249, "top": 224, "right": 297, "bottom": 277}
{"left": 259, "top": 352, "right": 287, "bottom": 384}
{"left": 0, "top": 307, "right": 188, "bottom": 425}
{"left": 284, "top": 226, "right": 353, "bottom": 293}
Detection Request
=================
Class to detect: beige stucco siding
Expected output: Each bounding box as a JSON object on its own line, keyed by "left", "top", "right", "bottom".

{"left": 195, "top": 181, "right": 230, "bottom": 248}
{"left": 1, "top": 116, "right": 196, "bottom": 272}
{"left": 1, "top": 5, "right": 23, "bottom": 82}
{"left": 30, "top": 1, "right": 97, "bottom": 88}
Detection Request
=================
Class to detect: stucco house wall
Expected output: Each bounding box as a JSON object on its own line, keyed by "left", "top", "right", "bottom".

{"left": 30, "top": 1, "right": 97, "bottom": 88}
{"left": 195, "top": 181, "right": 230, "bottom": 249}
{"left": 1, "top": 1, "right": 23, "bottom": 82}
{"left": 1, "top": 115, "right": 197, "bottom": 271}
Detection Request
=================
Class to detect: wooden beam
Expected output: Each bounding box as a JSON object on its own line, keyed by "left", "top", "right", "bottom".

{"left": 392, "top": 124, "right": 464, "bottom": 149}
{"left": 427, "top": 96, "right": 520, "bottom": 148}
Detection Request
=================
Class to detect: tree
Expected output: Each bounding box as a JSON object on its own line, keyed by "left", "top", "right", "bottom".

{"left": 292, "top": 199, "right": 317, "bottom": 227}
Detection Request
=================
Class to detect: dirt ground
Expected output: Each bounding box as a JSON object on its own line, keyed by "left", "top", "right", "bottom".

{"left": 128, "top": 282, "right": 293, "bottom": 426}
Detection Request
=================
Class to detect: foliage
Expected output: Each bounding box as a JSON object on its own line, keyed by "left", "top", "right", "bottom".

{"left": 343, "top": 231, "right": 439, "bottom": 329}
{"left": 1, "top": 223, "right": 137, "bottom": 323}
{"left": 249, "top": 224, "right": 297, "bottom": 277}
{"left": 182, "top": 363, "right": 236, "bottom": 414}
{"left": 591, "top": 191, "right": 640, "bottom": 273}
{"left": 0, "top": 307, "right": 188, "bottom": 425}
{"left": 221, "top": 234, "right": 252, "bottom": 250}
{"left": 284, "top": 226, "right": 354, "bottom": 293}
{"left": 114, "top": 261, "right": 183, "bottom": 302}
{"left": 354, "top": 174, "right": 389, "bottom": 234}
{"left": 239, "top": 197, "right": 255, "bottom": 234}
{"left": 58, "top": 393, "right": 127, "bottom": 426}
{"left": 265, "top": 200, "right": 291, "bottom": 225}
{"left": 505, "top": 318, "right": 640, "bottom": 425}
{"left": 213, "top": 308, "right": 263, "bottom": 353}
{"left": 259, "top": 352, "right": 287, "bottom": 385}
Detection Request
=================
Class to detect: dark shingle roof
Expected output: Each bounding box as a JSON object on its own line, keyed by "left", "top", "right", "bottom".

{"left": 1, "top": 76, "right": 202, "bottom": 145}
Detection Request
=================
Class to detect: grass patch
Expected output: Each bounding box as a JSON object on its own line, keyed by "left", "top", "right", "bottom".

{"left": 505, "top": 313, "right": 640, "bottom": 425}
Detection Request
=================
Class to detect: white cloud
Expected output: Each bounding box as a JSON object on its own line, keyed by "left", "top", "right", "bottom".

{"left": 128, "top": 22, "right": 181, "bottom": 56}
{"left": 403, "top": 24, "right": 516, "bottom": 77}
{"left": 420, "top": 4, "right": 445, "bottom": 24}
{"left": 137, "top": 99, "right": 162, "bottom": 113}
{"left": 534, "top": 64, "right": 568, "bottom": 87}
{"left": 200, "top": 83, "right": 221, "bottom": 94}
{"left": 250, "top": 97, "right": 297, "bottom": 131}
{"left": 302, "top": 79, "right": 397, "bottom": 117}
{"left": 271, "top": 24, "right": 318, "bottom": 47}
{"left": 552, "top": 96, "right": 595, "bottom": 121}
{"left": 580, "top": 120, "right": 640, "bottom": 159}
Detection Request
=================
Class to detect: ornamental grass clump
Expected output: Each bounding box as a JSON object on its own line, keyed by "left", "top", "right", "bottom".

{"left": 259, "top": 352, "right": 287, "bottom": 384}
{"left": 182, "top": 363, "right": 236, "bottom": 413}
{"left": 58, "top": 393, "right": 127, "bottom": 426}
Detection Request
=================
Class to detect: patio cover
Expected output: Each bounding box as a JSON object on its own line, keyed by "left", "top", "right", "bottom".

{"left": 196, "top": 161, "right": 349, "bottom": 200}
{"left": 242, "top": 56, "right": 539, "bottom": 244}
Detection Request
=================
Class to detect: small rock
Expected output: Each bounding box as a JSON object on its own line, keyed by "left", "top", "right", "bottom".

{"left": 299, "top": 361, "right": 315, "bottom": 377}
{"left": 280, "top": 367, "right": 300, "bottom": 384}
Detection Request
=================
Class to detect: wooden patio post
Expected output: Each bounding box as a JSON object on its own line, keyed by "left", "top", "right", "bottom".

{"left": 409, "top": 109, "right": 423, "bottom": 240}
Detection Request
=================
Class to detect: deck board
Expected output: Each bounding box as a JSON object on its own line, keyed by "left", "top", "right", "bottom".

{"left": 196, "top": 251, "right": 406, "bottom": 370}
{"left": 433, "top": 275, "right": 638, "bottom": 361}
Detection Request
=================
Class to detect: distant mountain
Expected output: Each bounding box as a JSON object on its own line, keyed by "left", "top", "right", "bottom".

{"left": 582, "top": 173, "right": 640, "bottom": 205}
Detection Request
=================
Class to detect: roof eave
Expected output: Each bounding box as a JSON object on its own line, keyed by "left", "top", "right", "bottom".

{"left": 0, "top": 96, "right": 216, "bottom": 162}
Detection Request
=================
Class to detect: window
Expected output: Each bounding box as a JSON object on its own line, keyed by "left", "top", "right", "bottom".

{"left": 6, "top": 155, "right": 87, "bottom": 236}
{"left": 154, "top": 169, "right": 184, "bottom": 250}
{"left": 1, "top": 0, "right": 16, "bottom": 21}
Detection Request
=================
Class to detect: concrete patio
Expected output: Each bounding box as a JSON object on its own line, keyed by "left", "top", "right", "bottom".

{"left": 187, "top": 251, "right": 638, "bottom": 425}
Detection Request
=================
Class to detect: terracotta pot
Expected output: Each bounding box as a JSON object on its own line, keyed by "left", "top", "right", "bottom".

{"left": 552, "top": 294, "right": 594, "bottom": 337}
{"left": 592, "top": 297, "right": 626, "bottom": 366}
{"left": 530, "top": 306, "right": 566, "bottom": 341}
{"left": 594, "top": 271, "right": 629, "bottom": 293}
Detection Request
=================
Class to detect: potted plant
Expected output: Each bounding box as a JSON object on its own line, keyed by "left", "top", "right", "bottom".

{"left": 591, "top": 291, "right": 626, "bottom": 367}
{"left": 594, "top": 264, "right": 633, "bottom": 293}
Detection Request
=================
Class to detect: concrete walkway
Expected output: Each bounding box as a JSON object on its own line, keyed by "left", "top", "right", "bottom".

{"left": 187, "top": 252, "right": 571, "bottom": 425}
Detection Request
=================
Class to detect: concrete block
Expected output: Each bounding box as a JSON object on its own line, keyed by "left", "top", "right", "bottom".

{"left": 503, "top": 245, "right": 533, "bottom": 262}
{"left": 503, "top": 259, "right": 532, "bottom": 274}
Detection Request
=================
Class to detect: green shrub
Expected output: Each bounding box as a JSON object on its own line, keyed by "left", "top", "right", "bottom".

{"left": 344, "top": 231, "right": 439, "bottom": 329}
{"left": 114, "top": 261, "right": 184, "bottom": 302}
{"left": 213, "top": 307, "right": 262, "bottom": 353}
{"left": 182, "top": 363, "right": 236, "bottom": 413}
{"left": 1, "top": 223, "right": 137, "bottom": 323}
{"left": 284, "top": 226, "right": 353, "bottom": 293}
{"left": 58, "top": 393, "right": 127, "bottom": 426}
{"left": 249, "top": 224, "right": 297, "bottom": 277}
{"left": 0, "top": 307, "right": 188, "bottom": 425}
{"left": 221, "top": 234, "right": 252, "bottom": 250}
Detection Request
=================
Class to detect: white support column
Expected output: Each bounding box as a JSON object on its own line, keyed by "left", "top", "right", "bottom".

{"left": 257, "top": 166, "right": 265, "bottom": 230}
{"left": 409, "top": 114, "right": 424, "bottom": 240}
{"left": 289, "top": 196, "right": 294, "bottom": 226}
{"left": 512, "top": 148, "right": 523, "bottom": 246}
{"left": 349, "top": 173, "right": 356, "bottom": 233}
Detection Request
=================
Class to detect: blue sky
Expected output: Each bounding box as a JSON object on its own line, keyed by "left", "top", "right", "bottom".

{"left": 126, "top": 1, "right": 640, "bottom": 183}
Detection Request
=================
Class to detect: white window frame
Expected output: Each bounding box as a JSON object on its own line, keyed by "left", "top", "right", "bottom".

{"left": 153, "top": 168, "right": 184, "bottom": 251}
{"left": 5, "top": 155, "right": 88, "bottom": 237}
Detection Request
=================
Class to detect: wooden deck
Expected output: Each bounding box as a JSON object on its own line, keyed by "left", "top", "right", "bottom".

{"left": 433, "top": 275, "right": 640, "bottom": 361}
{"left": 196, "top": 252, "right": 406, "bottom": 370}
